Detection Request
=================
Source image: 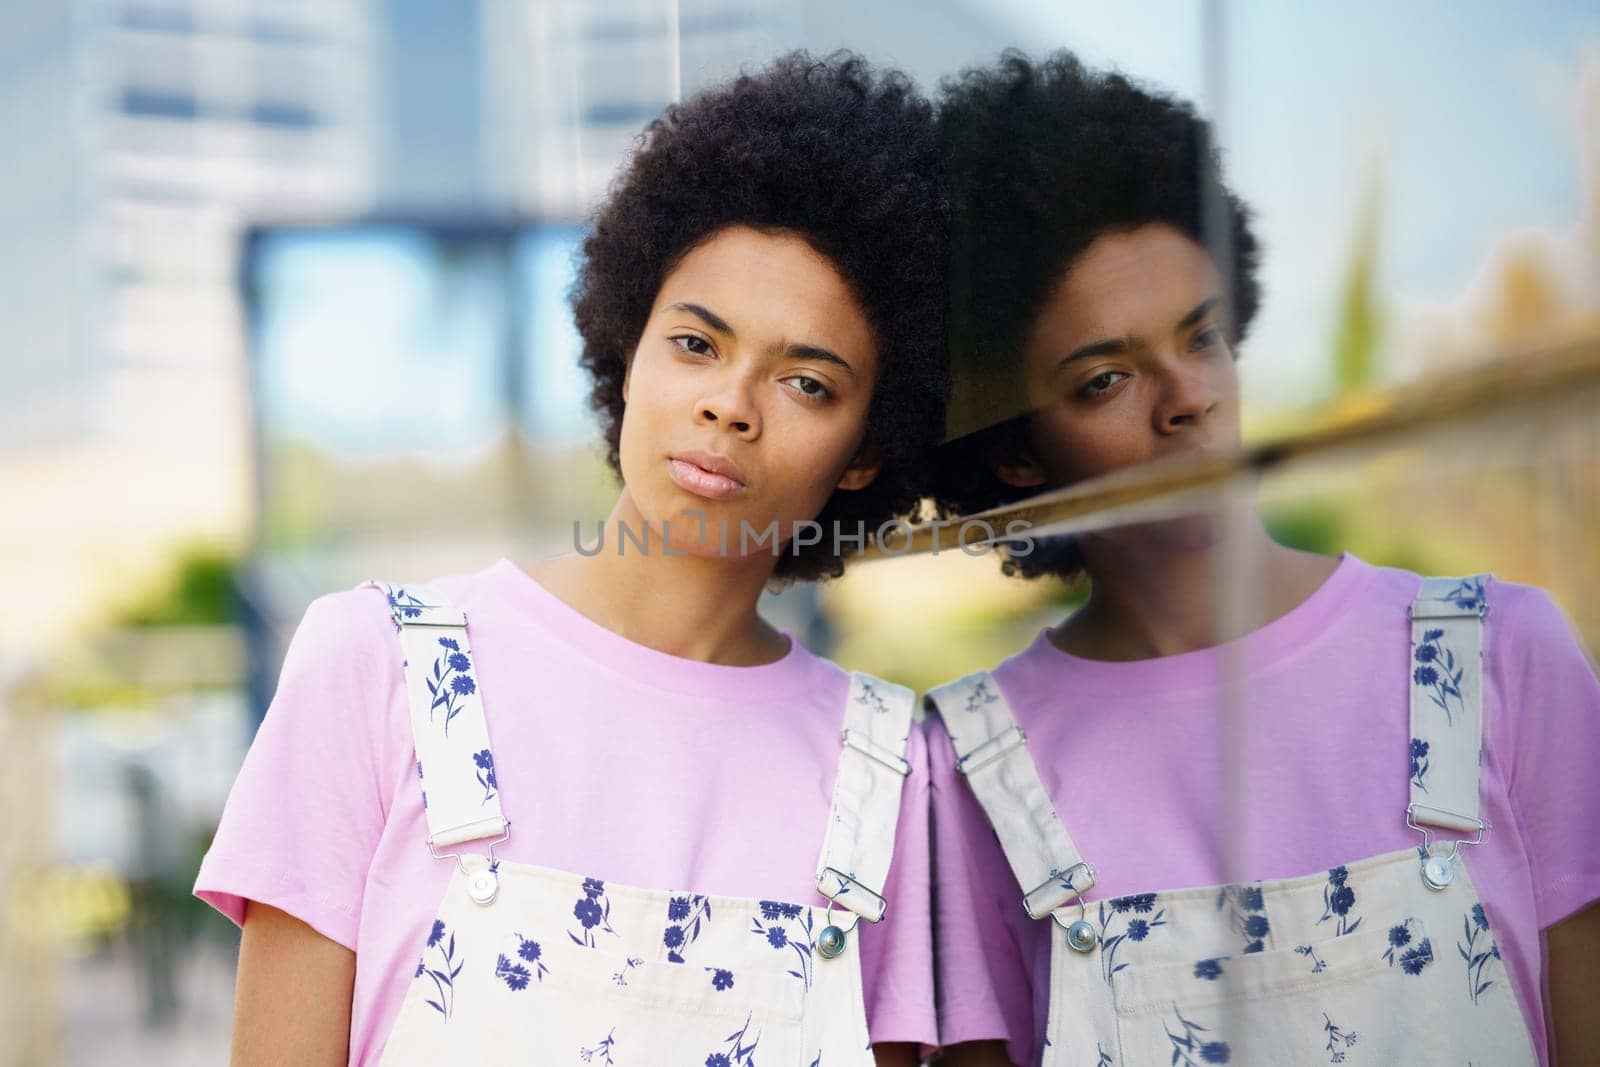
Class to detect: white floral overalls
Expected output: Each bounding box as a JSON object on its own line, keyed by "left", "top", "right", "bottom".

{"left": 927, "top": 575, "right": 1538, "bottom": 1065}
{"left": 363, "top": 579, "right": 918, "bottom": 1065}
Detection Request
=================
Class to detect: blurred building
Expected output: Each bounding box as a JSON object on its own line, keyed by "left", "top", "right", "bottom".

{"left": 0, "top": 0, "right": 1022, "bottom": 655}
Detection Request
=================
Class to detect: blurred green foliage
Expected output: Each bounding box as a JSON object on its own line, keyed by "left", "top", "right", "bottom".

{"left": 115, "top": 544, "right": 241, "bottom": 628}
{"left": 1332, "top": 169, "right": 1384, "bottom": 396}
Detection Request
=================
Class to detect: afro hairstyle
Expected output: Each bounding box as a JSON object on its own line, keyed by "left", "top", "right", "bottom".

{"left": 931, "top": 49, "right": 1262, "bottom": 580}
{"left": 569, "top": 50, "right": 949, "bottom": 583}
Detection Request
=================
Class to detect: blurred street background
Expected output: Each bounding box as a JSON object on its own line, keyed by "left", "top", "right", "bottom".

{"left": 1, "top": 0, "right": 1597, "bottom": 1062}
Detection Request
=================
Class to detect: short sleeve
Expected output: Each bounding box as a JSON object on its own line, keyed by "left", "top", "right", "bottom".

{"left": 192, "top": 587, "right": 403, "bottom": 950}
{"left": 859, "top": 720, "right": 937, "bottom": 1050}
{"left": 1489, "top": 582, "right": 1600, "bottom": 930}
{"left": 925, "top": 708, "right": 1036, "bottom": 1059}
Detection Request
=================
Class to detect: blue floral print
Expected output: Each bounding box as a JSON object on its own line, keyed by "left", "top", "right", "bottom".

{"left": 385, "top": 587, "right": 427, "bottom": 631}
{"left": 612, "top": 957, "right": 644, "bottom": 986}
{"left": 1382, "top": 918, "right": 1435, "bottom": 975}
{"left": 569, "top": 877, "right": 619, "bottom": 948}
{"left": 1322, "top": 1013, "right": 1358, "bottom": 1062}
{"left": 425, "top": 636, "right": 477, "bottom": 737}
{"left": 1294, "top": 944, "right": 1327, "bottom": 973}
{"left": 473, "top": 749, "right": 497, "bottom": 804}
{"left": 664, "top": 894, "right": 712, "bottom": 964}
{"left": 1193, "top": 957, "right": 1225, "bottom": 981}
{"left": 963, "top": 677, "right": 998, "bottom": 713}
{"left": 580, "top": 1027, "right": 618, "bottom": 1065}
{"left": 707, "top": 967, "right": 734, "bottom": 991}
{"left": 1317, "top": 866, "right": 1362, "bottom": 936}
{"left": 705, "top": 1013, "right": 761, "bottom": 1067}
{"left": 751, "top": 900, "right": 815, "bottom": 988}
{"left": 1459, "top": 903, "right": 1500, "bottom": 1004}
{"left": 1216, "top": 883, "right": 1269, "bottom": 953}
{"left": 494, "top": 954, "right": 531, "bottom": 991}
{"left": 1095, "top": 1044, "right": 1114, "bottom": 1066}
{"left": 1410, "top": 738, "right": 1431, "bottom": 793}
{"left": 515, "top": 932, "right": 547, "bottom": 980}
{"left": 854, "top": 679, "right": 890, "bottom": 715}
{"left": 1164, "top": 1007, "right": 1230, "bottom": 1065}
{"left": 492, "top": 932, "right": 547, "bottom": 990}
{"left": 1413, "top": 628, "right": 1466, "bottom": 725}
{"left": 1097, "top": 894, "right": 1167, "bottom": 984}
{"left": 415, "top": 918, "right": 462, "bottom": 1019}
{"left": 1442, "top": 576, "right": 1486, "bottom": 613}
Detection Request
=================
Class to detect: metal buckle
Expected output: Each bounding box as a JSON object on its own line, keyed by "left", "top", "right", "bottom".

{"left": 428, "top": 821, "right": 511, "bottom": 876}
{"left": 392, "top": 604, "right": 468, "bottom": 628}
{"left": 954, "top": 724, "right": 1028, "bottom": 776}
{"left": 1409, "top": 603, "right": 1489, "bottom": 620}
{"left": 1023, "top": 861, "right": 1096, "bottom": 923}
{"left": 1406, "top": 803, "right": 1488, "bottom": 869}
{"left": 816, "top": 865, "right": 887, "bottom": 923}
{"left": 840, "top": 728, "right": 912, "bottom": 777}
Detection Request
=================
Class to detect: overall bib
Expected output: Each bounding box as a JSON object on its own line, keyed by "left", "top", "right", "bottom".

{"left": 364, "top": 579, "right": 916, "bottom": 1065}
{"left": 927, "top": 575, "right": 1538, "bottom": 1065}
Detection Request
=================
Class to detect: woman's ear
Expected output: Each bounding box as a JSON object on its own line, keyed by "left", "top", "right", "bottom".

{"left": 991, "top": 443, "right": 1048, "bottom": 489}
{"left": 835, "top": 440, "right": 883, "bottom": 491}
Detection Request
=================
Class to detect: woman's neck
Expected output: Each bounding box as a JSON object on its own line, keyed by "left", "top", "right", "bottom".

{"left": 518, "top": 491, "right": 791, "bottom": 667}
{"left": 1052, "top": 519, "right": 1340, "bottom": 661}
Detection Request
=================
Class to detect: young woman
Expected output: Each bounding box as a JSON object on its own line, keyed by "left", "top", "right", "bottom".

{"left": 925, "top": 51, "right": 1600, "bottom": 1066}
{"left": 194, "top": 52, "right": 947, "bottom": 1065}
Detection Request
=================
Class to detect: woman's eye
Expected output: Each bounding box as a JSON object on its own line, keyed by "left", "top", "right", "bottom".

{"left": 1078, "top": 371, "right": 1126, "bottom": 398}
{"left": 783, "top": 375, "right": 831, "bottom": 401}
{"left": 672, "top": 335, "right": 713, "bottom": 356}
{"left": 1193, "top": 326, "right": 1225, "bottom": 351}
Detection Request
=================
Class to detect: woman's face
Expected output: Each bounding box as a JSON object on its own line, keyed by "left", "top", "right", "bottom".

{"left": 618, "top": 224, "right": 881, "bottom": 559}
{"left": 998, "top": 222, "right": 1242, "bottom": 491}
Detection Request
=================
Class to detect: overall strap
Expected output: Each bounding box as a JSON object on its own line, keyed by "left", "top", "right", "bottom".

{"left": 926, "top": 671, "right": 1095, "bottom": 919}
{"left": 1407, "top": 574, "right": 1492, "bottom": 837}
{"left": 361, "top": 580, "right": 509, "bottom": 853}
{"left": 813, "top": 672, "right": 916, "bottom": 923}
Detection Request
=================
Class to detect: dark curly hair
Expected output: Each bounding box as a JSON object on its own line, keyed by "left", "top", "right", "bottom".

{"left": 930, "top": 50, "right": 1262, "bottom": 580}
{"left": 569, "top": 50, "right": 949, "bottom": 583}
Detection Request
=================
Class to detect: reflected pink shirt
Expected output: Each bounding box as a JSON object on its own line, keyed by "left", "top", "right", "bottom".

{"left": 195, "top": 558, "right": 934, "bottom": 1062}
{"left": 929, "top": 552, "right": 1600, "bottom": 1066}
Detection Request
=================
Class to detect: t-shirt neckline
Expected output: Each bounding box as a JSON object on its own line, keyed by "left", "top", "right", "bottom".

{"left": 1020, "top": 551, "right": 1374, "bottom": 696}
{"left": 484, "top": 556, "right": 819, "bottom": 700}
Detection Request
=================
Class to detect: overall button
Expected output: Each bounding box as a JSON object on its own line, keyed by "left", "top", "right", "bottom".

{"left": 817, "top": 924, "right": 848, "bottom": 959}
{"left": 1066, "top": 919, "right": 1098, "bottom": 953}
{"left": 1423, "top": 854, "right": 1454, "bottom": 891}
{"left": 468, "top": 867, "right": 499, "bottom": 905}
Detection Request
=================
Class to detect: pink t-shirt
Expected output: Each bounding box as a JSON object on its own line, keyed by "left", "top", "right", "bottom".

{"left": 194, "top": 557, "right": 934, "bottom": 1062}
{"left": 928, "top": 552, "right": 1600, "bottom": 1066}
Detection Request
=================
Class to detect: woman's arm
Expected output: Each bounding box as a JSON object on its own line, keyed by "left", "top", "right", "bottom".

{"left": 231, "top": 900, "right": 356, "bottom": 1066}
{"left": 1546, "top": 899, "right": 1600, "bottom": 1066}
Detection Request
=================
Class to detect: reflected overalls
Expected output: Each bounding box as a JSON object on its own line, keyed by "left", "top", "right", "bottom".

{"left": 927, "top": 575, "right": 1536, "bottom": 1064}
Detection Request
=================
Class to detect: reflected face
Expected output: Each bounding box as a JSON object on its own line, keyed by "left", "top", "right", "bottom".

{"left": 618, "top": 224, "right": 881, "bottom": 557}
{"left": 1000, "top": 223, "right": 1242, "bottom": 491}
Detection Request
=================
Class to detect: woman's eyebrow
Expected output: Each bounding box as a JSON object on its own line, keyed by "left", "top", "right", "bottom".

{"left": 666, "top": 301, "right": 854, "bottom": 376}
{"left": 781, "top": 342, "right": 856, "bottom": 376}
{"left": 1175, "top": 296, "right": 1222, "bottom": 332}
{"left": 1055, "top": 337, "right": 1130, "bottom": 374}
{"left": 665, "top": 301, "right": 735, "bottom": 337}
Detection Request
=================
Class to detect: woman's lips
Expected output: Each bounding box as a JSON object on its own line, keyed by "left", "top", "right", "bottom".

{"left": 667, "top": 458, "right": 747, "bottom": 500}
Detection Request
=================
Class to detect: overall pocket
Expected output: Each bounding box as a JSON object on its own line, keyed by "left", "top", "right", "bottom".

{"left": 382, "top": 934, "right": 809, "bottom": 1064}
{"left": 1110, "top": 920, "right": 1436, "bottom": 1065}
